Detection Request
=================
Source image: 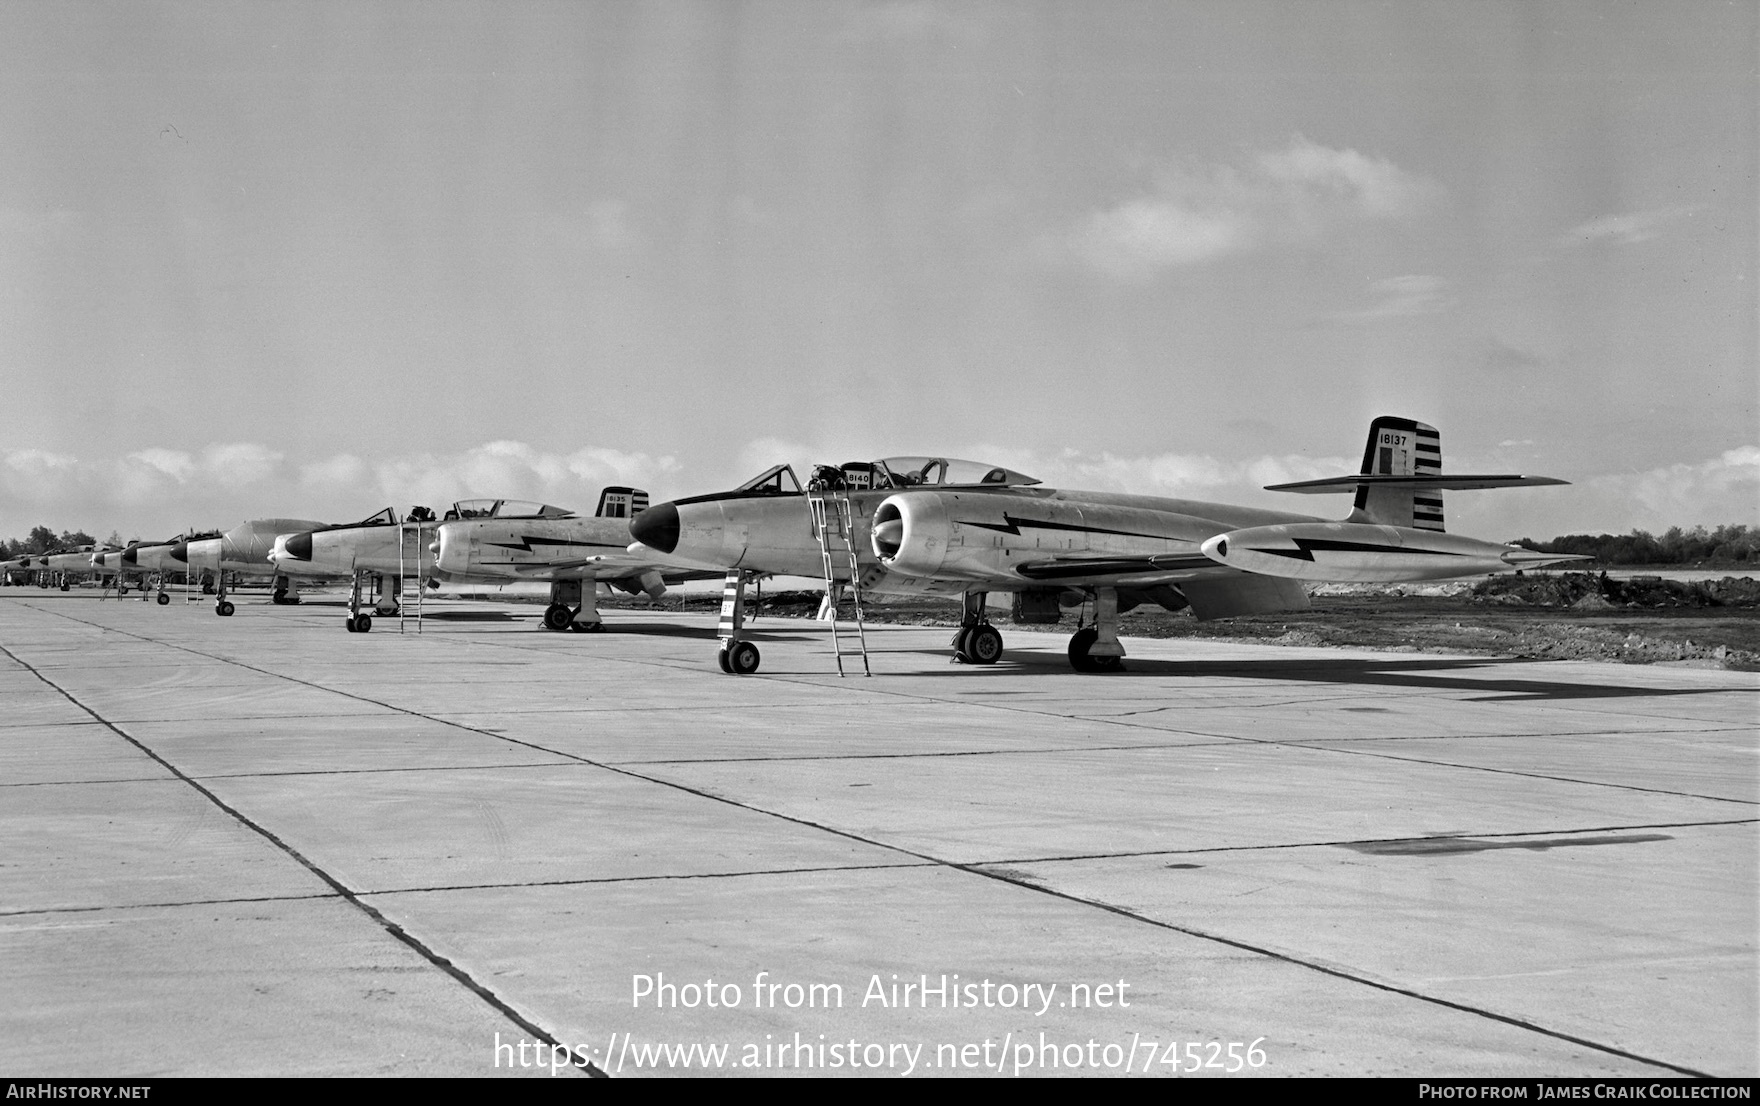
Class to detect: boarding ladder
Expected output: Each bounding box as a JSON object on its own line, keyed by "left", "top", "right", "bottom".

{"left": 396, "top": 517, "right": 427, "bottom": 634}
{"left": 806, "top": 486, "right": 871, "bottom": 676}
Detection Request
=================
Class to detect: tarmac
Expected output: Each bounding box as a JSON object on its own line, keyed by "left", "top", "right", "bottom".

{"left": 1, "top": 588, "right": 1754, "bottom": 1078}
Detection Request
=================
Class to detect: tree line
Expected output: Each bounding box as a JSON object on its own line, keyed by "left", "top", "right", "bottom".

{"left": 1515, "top": 524, "right": 1758, "bottom": 566}
{"left": 2, "top": 526, "right": 122, "bottom": 558}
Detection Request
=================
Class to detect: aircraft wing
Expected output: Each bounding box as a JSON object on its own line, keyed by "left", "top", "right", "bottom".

{"left": 1266, "top": 474, "right": 1569, "bottom": 493}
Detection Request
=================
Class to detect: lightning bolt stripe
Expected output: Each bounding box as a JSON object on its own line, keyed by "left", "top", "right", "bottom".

{"left": 1246, "top": 538, "right": 1468, "bottom": 562}
{"left": 483, "top": 537, "right": 625, "bottom": 554}
{"left": 958, "top": 514, "right": 1173, "bottom": 541}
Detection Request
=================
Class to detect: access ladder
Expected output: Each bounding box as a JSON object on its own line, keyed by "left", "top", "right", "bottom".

{"left": 396, "top": 519, "right": 426, "bottom": 634}
{"left": 806, "top": 487, "right": 871, "bottom": 676}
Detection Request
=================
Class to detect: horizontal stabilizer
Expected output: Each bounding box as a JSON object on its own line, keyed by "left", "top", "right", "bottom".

{"left": 1266, "top": 474, "right": 1569, "bottom": 494}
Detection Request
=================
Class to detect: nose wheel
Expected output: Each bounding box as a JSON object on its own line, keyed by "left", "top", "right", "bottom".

{"left": 950, "top": 592, "right": 1002, "bottom": 665}
{"left": 714, "top": 570, "right": 763, "bottom": 674}
{"left": 346, "top": 614, "right": 372, "bottom": 633}
{"left": 719, "top": 640, "right": 761, "bottom": 675}
{"left": 953, "top": 624, "right": 1003, "bottom": 664}
{"left": 215, "top": 601, "right": 235, "bottom": 617}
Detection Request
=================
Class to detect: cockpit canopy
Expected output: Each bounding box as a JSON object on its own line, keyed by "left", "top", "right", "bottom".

{"left": 734, "top": 457, "right": 1037, "bottom": 497}
{"left": 442, "top": 498, "right": 575, "bottom": 521}
{"left": 809, "top": 456, "right": 1038, "bottom": 491}
{"left": 735, "top": 464, "right": 804, "bottom": 495}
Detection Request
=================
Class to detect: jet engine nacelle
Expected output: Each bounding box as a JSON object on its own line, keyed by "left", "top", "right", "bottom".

{"left": 871, "top": 491, "right": 1136, "bottom": 582}
{"left": 1199, "top": 522, "right": 1576, "bottom": 583}
{"left": 870, "top": 492, "right": 955, "bottom": 577}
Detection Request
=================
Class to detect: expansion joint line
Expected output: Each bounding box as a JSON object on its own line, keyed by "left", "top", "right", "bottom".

{"left": 9, "top": 604, "right": 1729, "bottom": 1076}
{"left": 0, "top": 640, "right": 606, "bottom": 1079}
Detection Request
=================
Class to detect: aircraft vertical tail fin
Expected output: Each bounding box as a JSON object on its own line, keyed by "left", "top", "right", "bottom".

{"left": 1352, "top": 416, "right": 1445, "bottom": 531}
{"left": 595, "top": 487, "right": 650, "bottom": 519}
{"left": 1261, "top": 416, "right": 1567, "bottom": 525}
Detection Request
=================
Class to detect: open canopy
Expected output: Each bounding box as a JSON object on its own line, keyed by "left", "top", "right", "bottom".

{"left": 812, "top": 457, "right": 1039, "bottom": 491}
{"left": 444, "top": 498, "right": 575, "bottom": 521}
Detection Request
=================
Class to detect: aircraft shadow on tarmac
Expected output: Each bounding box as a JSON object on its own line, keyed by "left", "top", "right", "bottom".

{"left": 897, "top": 649, "right": 1739, "bottom": 703}
{"left": 1341, "top": 833, "right": 1674, "bottom": 856}
{"left": 578, "top": 621, "right": 824, "bottom": 641}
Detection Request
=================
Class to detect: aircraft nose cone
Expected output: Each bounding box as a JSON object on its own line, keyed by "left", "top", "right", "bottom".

{"left": 628, "top": 502, "right": 679, "bottom": 554}
{"left": 282, "top": 532, "right": 314, "bottom": 561}
{"left": 168, "top": 541, "right": 189, "bottom": 564}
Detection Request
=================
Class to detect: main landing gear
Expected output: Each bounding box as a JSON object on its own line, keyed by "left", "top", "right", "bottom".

{"left": 271, "top": 574, "right": 302, "bottom": 605}
{"left": 1066, "top": 587, "right": 1126, "bottom": 672}
{"left": 540, "top": 579, "right": 603, "bottom": 633}
{"left": 950, "top": 591, "right": 1003, "bottom": 665}
{"left": 214, "top": 570, "right": 234, "bottom": 617}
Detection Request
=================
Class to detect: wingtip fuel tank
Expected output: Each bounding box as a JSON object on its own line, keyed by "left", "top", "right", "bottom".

{"left": 1199, "top": 523, "right": 1588, "bottom": 583}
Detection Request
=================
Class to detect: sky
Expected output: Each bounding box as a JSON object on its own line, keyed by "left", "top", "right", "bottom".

{"left": 1, "top": 0, "right": 1754, "bottom": 544}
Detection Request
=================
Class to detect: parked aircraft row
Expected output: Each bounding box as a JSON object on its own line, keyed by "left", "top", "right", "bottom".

{"left": 3, "top": 416, "right": 1581, "bottom": 672}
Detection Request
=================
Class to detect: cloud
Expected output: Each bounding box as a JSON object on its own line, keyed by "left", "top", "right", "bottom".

{"left": 300, "top": 454, "right": 367, "bottom": 488}
{"left": 1482, "top": 339, "right": 1546, "bottom": 374}
{"left": 1559, "top": 206, "right": 1701, "bottom": 247}
{"left": 199, "top": 443, "right": 284, "bottom": 485}
{"left": 127, "top": 448, "right": 198, "bottom": 482}
{"left": 956, "top": 444, "right": 1359, "bottom": 502}
{"left": 0, "top": 440, "right": 680, "bottom": 538}
{"left": 1324, "top": 275, "right": 1453, "bottom": 324}
{"left": 1593, "top": 446, "right": 1760, "bottom": 526}
{"left": 3, "top": 448, "right": 79, "bottom": 474}
{"left": 1070, "top": 201, "right": 1249, "bottom": 280}
{"left": 371, "top": 441, "right": 681, "bottom": 513}
{"left": 1064, "top": 137, "right": 1443, "bottom": 281}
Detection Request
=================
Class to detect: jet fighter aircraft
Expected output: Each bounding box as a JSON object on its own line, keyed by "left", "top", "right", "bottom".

{"left": 431, "top": 486, "right": 713, "bottom": 632}
{"left": 266, "top": 506, "right": 450, "bottom": 632}
{"left": 96, "top": 537, "right": 191, "bottom": 602}
{"left": 629, "top": 416, "right": 1580, "bottom": 674}
{"left": 42, "top": 546, "right": 101, "bottom": 591}
{"left": 169, "top": 519, "right": 325, "bottom": 616}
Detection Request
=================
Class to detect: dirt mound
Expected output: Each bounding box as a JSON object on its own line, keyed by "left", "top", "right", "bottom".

{"left": 1474, "top": 572, "right": 1760, "bottom": 609}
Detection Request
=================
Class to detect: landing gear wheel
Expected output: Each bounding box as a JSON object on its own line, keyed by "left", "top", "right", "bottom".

{"left": 965, "top": 624, "right": 1003, "bottom": 665}
{"left": 60, "top": 583, "right": 70, "bottom": 592}
{"left": 217, "top": 601, "right": 235, "bottom": 617}
{"left": 1067, "top": 627, "right": 1122, "bottom": 672}
{"left": 568, "top": 620, "right": 603, "bottom": 633}
{"left": 202, "top": 581, "right": 215, "bottom": 595}
{"left": 951, "top": 627, "right": 972, "bottom": 662}
{"left": 727, "top": 640, "right": 761, "bottom": 675}
{"left": 156, "top": 592, "right": 170, "bottom": 605}
{"left": 355, "top": 614, "right": 372, "bottom": 633}
{"left": 1068, "top": 627, "right": 1099, "bottom": 672}
{"left": 543, "top": 603, "right": 572, "bottom": 631}
{"left": 717, "top": 646, "right": 733, "bottom": 673}
{"left": 345, "top": 616, "right": 359, "bottom": 632}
